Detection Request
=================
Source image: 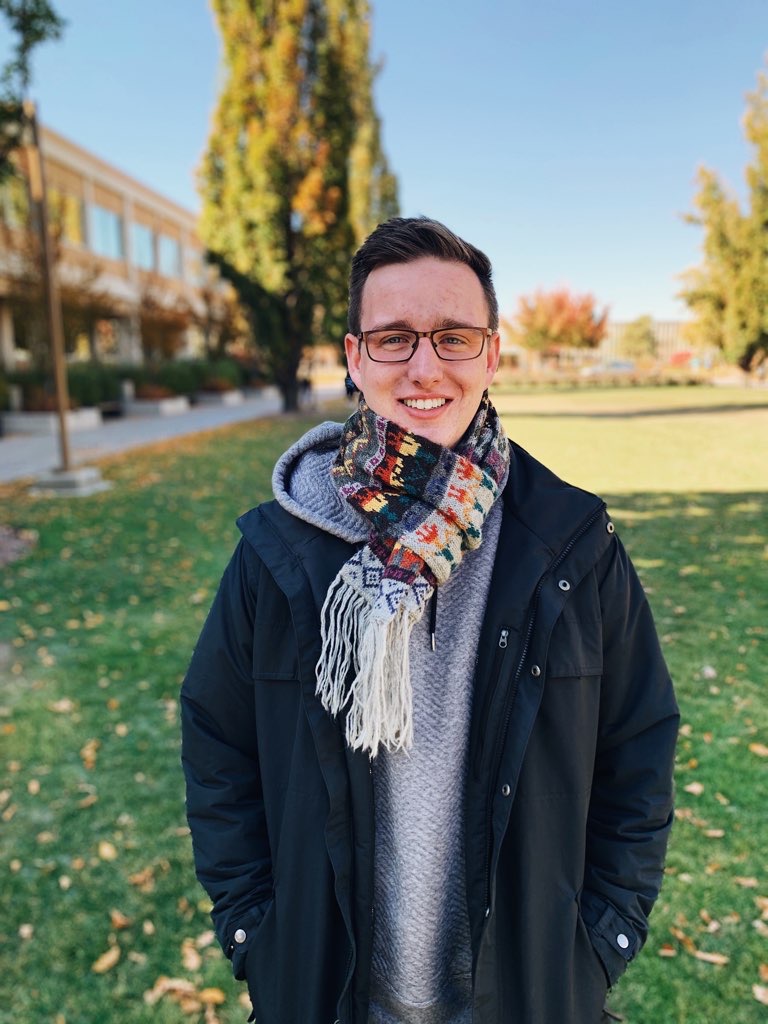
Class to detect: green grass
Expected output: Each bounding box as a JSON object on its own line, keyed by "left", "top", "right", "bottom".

{"left": 0, "top": 388, "right": 766, "bottom": 1023}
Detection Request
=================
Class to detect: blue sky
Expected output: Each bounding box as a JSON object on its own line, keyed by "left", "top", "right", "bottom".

{"left": 5, "top": 0, "right": 768, "bottom": 322}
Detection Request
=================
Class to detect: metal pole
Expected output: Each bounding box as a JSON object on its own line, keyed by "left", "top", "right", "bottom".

{"left": 23, "top": 99, "right": 71, "bottom": 472}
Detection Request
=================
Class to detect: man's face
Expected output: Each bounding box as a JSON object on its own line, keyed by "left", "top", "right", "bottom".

{"left": 345, "top": 257, "right": 500, "bottom": 448}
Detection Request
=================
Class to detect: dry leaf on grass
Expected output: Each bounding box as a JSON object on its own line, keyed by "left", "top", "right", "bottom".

{"left": 683, "top": 781, "right": 704, "bottom": 796}
{"left": 753, "top": 985, "right": 768, "bottom": 1006}
{"left": 98, "top": 841, "right": 118, "bottom": 861}
{"left": 693, "top": 950, "right": 729, "bottom": 965}
{"left": 200, "top": 988, "right": 226, "bottom": 1005}
{"left": 92, "top": 944, "right": 121, "bottom": 974}
{"left": 143, "top": 976, "right": 197, "bottom": 1006}
{"left": 759, "top": 964, "right": 768, "bottom": 982}
{"left": 181, "top": 938, "right": 202, "bottom": 971}
{"left": 109, "top": 908, "right": 132, "bottom": 930}
{"left": 658, "top": 944, "right": 678, "bottom": 957}
{"left": 735, "top": 877, "right": 759, "bottom": 888}
{"left": 748, "top": 742, "right": 768, "bottom": 758}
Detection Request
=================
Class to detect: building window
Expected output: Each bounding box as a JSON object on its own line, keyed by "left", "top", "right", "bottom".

{"left": 158, "top": 234, "right": 182, "bottom": 278}
{"left": 0, "top": 176, "right": 29, "bottom": 227}
{"left": 131, "top": 222, "right": 155, "bottom": 270}
{"left": 49, "top": 189, "right": 85, "bottom": 246}
{"left": 89, "top": 204, "right": 124, "bottom": 260}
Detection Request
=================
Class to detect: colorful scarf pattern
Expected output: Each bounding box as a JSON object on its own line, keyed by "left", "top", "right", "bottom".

{"left": 315, "top": 394, "right": 510, "bottom": 754}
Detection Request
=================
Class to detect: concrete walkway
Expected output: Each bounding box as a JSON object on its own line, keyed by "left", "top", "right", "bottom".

{"left": 0, "top": 387, "right": 344, "bottom": 484}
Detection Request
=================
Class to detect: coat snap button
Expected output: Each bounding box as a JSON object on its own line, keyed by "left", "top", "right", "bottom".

{"left": 616, "top": 933, "right": 629, "bottom": 949}
{"left": 530, "top": 664, "right": 541, "bottom": 677}
{"left": 606, "top": 521, "right": 615, "bottom": 534}
{"left": 234, "top": 928, "right": 247, "bottom": 943}
{"left": 501, "top": 783, "right": 511, "bottom": 796}
{"left": 558, "top": 579, "right": 571, "bottom": 592}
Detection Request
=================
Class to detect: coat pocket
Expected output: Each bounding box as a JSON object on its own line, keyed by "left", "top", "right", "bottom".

{"left": 244, "top": 896, "right": 278, "bottom": 1021}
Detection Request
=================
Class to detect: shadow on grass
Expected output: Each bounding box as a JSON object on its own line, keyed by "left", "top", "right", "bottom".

{"left": 498, "top": 402, "right": 768, "bottom": 419}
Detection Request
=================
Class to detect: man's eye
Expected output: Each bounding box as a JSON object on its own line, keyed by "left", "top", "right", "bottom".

{"left": 438, "top": 334, "right": 470, "bottom": 347}
{"left": 379, "top": 334, "right": 411, "bottom": 347}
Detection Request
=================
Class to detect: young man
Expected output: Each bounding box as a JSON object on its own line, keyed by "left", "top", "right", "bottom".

{"left": 181, "top": 217, "right": 678, "bottom": 1024}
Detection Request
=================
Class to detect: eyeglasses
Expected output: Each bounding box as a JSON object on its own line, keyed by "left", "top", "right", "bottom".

{"left": 357, "top": 327, "right": 491, "bottom": 363}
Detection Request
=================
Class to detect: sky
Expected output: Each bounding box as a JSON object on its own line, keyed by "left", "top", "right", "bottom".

{"left": 4, "top": 0, "right": 768, "bottom": 323}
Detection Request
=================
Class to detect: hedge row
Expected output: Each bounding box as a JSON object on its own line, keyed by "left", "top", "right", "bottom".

{"left": 0, "top": 359, "right": 265, "bottom": 411}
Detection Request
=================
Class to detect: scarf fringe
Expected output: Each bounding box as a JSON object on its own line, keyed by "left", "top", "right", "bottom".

{"left": 317, "top": 576, "right": 416, "bottom": 755}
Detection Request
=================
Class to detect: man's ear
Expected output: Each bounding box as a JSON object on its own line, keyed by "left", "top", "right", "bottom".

{"left": 345, "top": 333, "right": 363, "bottom": 392}
{"left": 485, "top": 331, "right": 501, "bottom": 387}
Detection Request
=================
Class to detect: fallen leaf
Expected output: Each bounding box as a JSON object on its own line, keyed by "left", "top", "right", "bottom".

{"left": 749, "top": 743, "right": 768, "bottom": 758}
{"left": 753, "top": 985, "right": 768, "bottom": 1006}
{"left": 704, "top": 829, "right": 725, "bottom": 839}
{"left": 98, "top": 841, "right": 118, "bottom": 862}
{"left": 110, "top": 908, "right": 133, "bottom": 930}
{"left": 80, "top": 738, "right": 100, "bottom": 770}
{"left": 693, "top": 950, "right": 729, "bottom": 965}
{"left": 658, "top": 944, "right": 677, "bottom": 957}
{"left": 753, "top": 920, "right": 768, "bottom": 938}
{"left": 143, "top": 976, "right": 197, "bottom": 1006}
{"left": 92, "top": 944, "right": 121, "bottom": 974}
{"left": 670, "top": 926, "right": 697, "bottom": 954}
{"left": 200, "top": 988, "right": 226, "bottom": 1005}
{"left": 181, "top": 939, "right": 202, "bottom": 971}
{"left": 47, "top": 696, "right": 74, "bottom": 712}
{"left": 195, "top": 930, "right": 216, "bottom": 949}
{"left": 19, "top": 923, "right": 33, "bottom": 940}
{"left": 735, "top": 877, "right": 758, "bottom": 888}
{"left": 129, "top": 866, "right": 156, "bottom": 893}
{"left": 760, "top": 964, "right": 768, "bottom": 982}
{"left": 683, "top": 781, "right": 704, "bottom": 796}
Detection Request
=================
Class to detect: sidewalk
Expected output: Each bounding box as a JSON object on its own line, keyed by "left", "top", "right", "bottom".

{"left": 0, "top": 387, "right": 342, "bottom": 485}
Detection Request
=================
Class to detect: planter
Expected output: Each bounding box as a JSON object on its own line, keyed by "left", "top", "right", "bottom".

{"left": 195, "top": 389, "right": 245, "bottom": 406}
{"left": 1, "top": 408, "right": 102, "bottom": 436}
{"left": 123, "top": 396, "right": 190, "bottom": 417}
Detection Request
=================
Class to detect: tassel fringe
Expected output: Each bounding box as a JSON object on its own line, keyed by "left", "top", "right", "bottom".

{"left": 316, "top": 576, "right": 421, "bottom": 755}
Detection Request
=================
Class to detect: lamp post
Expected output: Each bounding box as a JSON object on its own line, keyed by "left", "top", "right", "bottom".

{"left": 23, "top": 98, "right": 72, "bottom": 472}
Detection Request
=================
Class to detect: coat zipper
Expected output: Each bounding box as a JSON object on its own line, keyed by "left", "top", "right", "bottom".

{"left": 481, "top": 502, "right": 606, "bottom": 919}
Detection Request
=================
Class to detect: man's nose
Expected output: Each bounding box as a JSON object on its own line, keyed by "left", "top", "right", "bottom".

{"left": 407, "top": 336, "right": 444, "bottom": 382}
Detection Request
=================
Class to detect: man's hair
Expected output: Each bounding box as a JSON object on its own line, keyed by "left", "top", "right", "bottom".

{"left": 348, "top": 216, "right": 499, "bottom": 334}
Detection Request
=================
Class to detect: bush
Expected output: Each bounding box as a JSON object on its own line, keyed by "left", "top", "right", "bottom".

{"left": 67, "top": 364, "right": 122, "bottom": 408}
{"left": 200, "top": 358, "right": 243, "bottom": 392}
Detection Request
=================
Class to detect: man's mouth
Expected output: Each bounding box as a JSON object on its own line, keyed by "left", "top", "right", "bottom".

{"left": 401, "top": 398, "right": 448, "bottom": 410}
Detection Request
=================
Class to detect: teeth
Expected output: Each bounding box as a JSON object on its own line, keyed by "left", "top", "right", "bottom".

{"left": 403, "top": 398, "right": 447, "bottom": 410}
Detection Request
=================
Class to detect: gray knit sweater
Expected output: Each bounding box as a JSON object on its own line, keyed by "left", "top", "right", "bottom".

{"left": 272, "top": 422, "right": 503, "bottom": 1024}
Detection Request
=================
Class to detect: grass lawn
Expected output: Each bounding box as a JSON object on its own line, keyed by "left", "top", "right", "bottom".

{"left": 0, "top": 387, "right": 766, "bottom": 1023}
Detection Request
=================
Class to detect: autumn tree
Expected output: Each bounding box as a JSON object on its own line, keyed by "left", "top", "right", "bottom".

{"left": 680, "top": 64, "right": 768, "bottom": 373}
{"left": 506, "top": 287, "right": 608, "bottom": 355}
{"left": 199, "top": 0, "right": 398, "bottom": 411}
{"left": 0, "top": 0, "right": 65, "bottom": 181}
{"left": 618, "top": 315, "right": 657, "bottom": 360}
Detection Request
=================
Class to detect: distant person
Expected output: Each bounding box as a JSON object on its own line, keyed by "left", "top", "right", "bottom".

{"left": 181, "top": 216, "right": 679, "bottom": 1023}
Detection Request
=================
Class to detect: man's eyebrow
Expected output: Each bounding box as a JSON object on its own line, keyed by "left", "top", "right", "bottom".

{"left": 365, "top": 317, "right": 476, "bottom": 332}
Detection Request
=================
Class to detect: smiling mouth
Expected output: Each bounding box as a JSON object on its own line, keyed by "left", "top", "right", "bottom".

{"left": 401, "top": 398, "right": 448, "bottom": 410}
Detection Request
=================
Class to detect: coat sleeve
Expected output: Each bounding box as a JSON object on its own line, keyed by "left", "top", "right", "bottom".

{"left": 580, "top": 533, "right": 679, "bottom": 987}
{"left": 180, "top": 538, "right": 273, "bottom": 980}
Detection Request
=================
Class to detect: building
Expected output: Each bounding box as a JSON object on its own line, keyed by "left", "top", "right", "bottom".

{"left": 0, "top": 125, "right": 229, "bottom": 371}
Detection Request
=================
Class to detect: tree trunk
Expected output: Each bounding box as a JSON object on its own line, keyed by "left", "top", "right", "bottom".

{"left": 281, "top": 376, "right": 300, "bottom": 412}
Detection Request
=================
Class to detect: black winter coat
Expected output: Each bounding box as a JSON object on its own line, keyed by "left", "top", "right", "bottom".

{"left": 181, "top": 441, "right": 679, "bottom": 1024}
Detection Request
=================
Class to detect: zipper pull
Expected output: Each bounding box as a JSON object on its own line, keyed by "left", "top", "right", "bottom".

{"left": 429, "top": 589, "right": 438, "bottom": 651}
{"left": 498, "top": 628, "right": 509, "bottom": 649}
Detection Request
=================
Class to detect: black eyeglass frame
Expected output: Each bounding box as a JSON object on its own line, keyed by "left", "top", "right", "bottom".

{"left": 356, "top": 327, "right": 492, "bottom": 363}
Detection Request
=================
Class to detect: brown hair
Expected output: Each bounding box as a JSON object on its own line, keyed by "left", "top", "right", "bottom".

{"left": 348, "top": 216, "right": 499, "bottom": 334}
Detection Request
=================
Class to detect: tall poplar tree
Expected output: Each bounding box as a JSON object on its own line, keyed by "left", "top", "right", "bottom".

{"left": 680, "top": 65, "right": 768, "bottom": 373}
{"left": 200, "top": 0, "right": 398, "bottom": 410}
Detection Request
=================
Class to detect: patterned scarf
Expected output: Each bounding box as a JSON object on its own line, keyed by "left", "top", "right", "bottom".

{"left": 315, "top": 393, "right": 510, "bottom": 755}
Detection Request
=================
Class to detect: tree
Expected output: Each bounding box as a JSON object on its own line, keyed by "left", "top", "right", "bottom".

{"left": 619, "top": 315, "right": 657, "bottom": 360}
{"left": 199, "top": 0, "right": 398, "bottom": 410}
{"left": 506, "top": 287, "right": 608, "bottom": 354}
{"left": 0, "top": 0, "right": 65, "bottom": 182}
{"left": 680, "top": 65, "right": 768, "bottom": 373}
